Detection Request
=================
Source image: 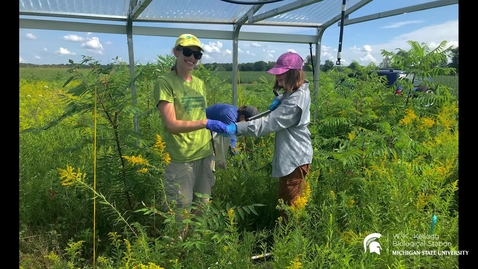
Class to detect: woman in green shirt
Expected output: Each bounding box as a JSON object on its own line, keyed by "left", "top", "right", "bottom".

{"left": 155, "top": 34, "right": 228, "bottom": 231}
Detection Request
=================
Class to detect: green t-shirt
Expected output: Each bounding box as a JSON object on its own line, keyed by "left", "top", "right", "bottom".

{"left": 155, "top": 72, "right": 213, "bottom": 163}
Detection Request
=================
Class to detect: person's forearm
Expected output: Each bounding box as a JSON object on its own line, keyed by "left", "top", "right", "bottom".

{"left": 164, "top": 119, "right": 208, "bottom": 134}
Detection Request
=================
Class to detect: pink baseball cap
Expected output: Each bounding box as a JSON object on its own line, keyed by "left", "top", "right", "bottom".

{"left": 267, "top": 52, "right": 304, "bottom": 75}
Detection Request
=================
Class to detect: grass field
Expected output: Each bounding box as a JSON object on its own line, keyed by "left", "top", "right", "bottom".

{"left": 19, "top": 63, "right": 459, "bottom": 269}
{"left": 19, "top": 66, "right": 458, "bottom": 91}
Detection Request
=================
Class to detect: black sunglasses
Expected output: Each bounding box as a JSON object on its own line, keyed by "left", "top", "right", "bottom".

{"left": 178, "top": 47, "right": 203, "bottom": 60}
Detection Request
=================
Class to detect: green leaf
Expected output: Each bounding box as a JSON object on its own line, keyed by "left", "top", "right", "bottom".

{"left": 62, "top": 75, "right": 76, "bottom": 87}
{"left": 236, "top": 207, "right": 245, "bottom": 220}
{"left": 67, "top": 82, "right": 89, "bottom": 96}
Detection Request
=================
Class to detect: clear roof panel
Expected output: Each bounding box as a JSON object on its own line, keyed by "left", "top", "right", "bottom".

{"left": 20, "top": 0, "right": 455, "bottom": 30}
{"left": 137, "top": 0, "right": 252, "bottom": 24}
{"left": 255, "top": 0, "right": 363, "bottom": 26}
{"left": 19, "top": 0, "right": 131, "bottom": 19}
{"left": 20, "top": 0, "right": 364, "bottom": 27}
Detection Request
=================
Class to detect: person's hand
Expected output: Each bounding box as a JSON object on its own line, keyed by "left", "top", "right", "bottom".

{"left": 269, "top": 97, "right": 281, "bottom": 111}
{"left": 206, "top": 119, "right": 228, "bottom": 134}
{"left": 226, "top": 123, "right": 237, "bottom": 135}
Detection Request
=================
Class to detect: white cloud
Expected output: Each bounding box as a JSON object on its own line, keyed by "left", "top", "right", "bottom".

{"left": 81, "top": 37, "right": 105, "bottom": 54}
{"left": 380, "top": 20, "right": 423, "bottom": 29}
{"left": 203, "top": 41, "right": 223, "bottom": 53}
{"left": 20, "top": 57, "right": 25, "bottom": 63}
{"left": 243, "top": 50, "right": 256, "bottom": 56}
{"left": 320, "top": 45, "right": 336, "bottom": 61}
{"left": 348, "top": 45, "right": 376, "bottom": 64}
{"left": 261, "top": 49, "right": 276, "bottom": 60}
{"left": 26, "top": 33, "right": 37, "bottom": 40}
{"left": 105, "top": 40, "right": 113, "bottom": 45}
{"left": 355, "top": 20, "right": 458, "bottom": 66}
{"left": 56, "top": 47, "right": 76, "bottom": 55}
{"left": 63, "top": 34, "right": 86, "bottom": 42}
{"left": 390, "top": 20, "right": 458, "bottom": 45}
{"left": 251, "top": 42, "right": 261, "bottom": 48}
{"left": 34, "top": 55, "right": 41, "bottom": 59}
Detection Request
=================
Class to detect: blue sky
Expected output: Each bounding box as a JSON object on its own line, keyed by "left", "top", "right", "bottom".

{"left": 19, "top": 0, "right": 458, "bottom": 66}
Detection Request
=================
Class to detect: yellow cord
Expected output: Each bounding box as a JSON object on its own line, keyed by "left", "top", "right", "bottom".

{"left": 238, "top": 69, "right": 242, "bottom": 106}
{"left": 92, "top": 86, "right": 98, "bottom": 269}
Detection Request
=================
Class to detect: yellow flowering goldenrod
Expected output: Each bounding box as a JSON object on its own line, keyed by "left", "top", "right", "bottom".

{"left": 347, "top": 130, "right": 356, "bottom": 141}
{"left": 293, "top": 181, "right": 311, "bottom": 211}
{"left": 162, "top": 153, "right": 171, "bottom": 165}
{"left": 399, "top": 117, "right": 412, "bottom": 125}
{"left": 122, "top": 155, "right": 149, "bottom": 166}
{"left": 399, "top": 107, "right": 417, "bottom": 125}
{"left": 437, "top": 104, "right": 457, "bottom": 130}
{"left": 346, "top": 198, "right": 355, "bottom": 208}
{"left": 108, "top": 231, "right": 121, "bottom": 241}
{"left": 340, "top": 229, "right": 358, "bottom": 245}
{"left": 329, "top": 190, "right": 336, "bottom": 200}
{"left": 416, "top": 192, "right": 429, "bottom": 210}
{"left": 137, "top": 167, "right": 148, "bottom": 174}
{"left": 286, "top": 255, "right": 303, "bottom": 269}
{"left": 421, "top": 117, "right": 435, "bottom": 128}
{"left": 97, "top": 256, "right": 109, "bottom": 265}
{"left": 227, "top": 208, "right": 235, "bottom": 225}
{"left": 181, "top": 208, "right": 189, "bottom": 219}
{"left": 154, "top": 134, "right": 166, "bottom": 154}
{"left": 132, "top": 262, "right": 165, "bottom": 269}
{"left": 58, "top": 165, "right": 86, "bottom": 187}
{"left": 44, "top": 251, "right": 60, "bottom": 263}
{"left": 435, "top": 159, "right": 454, "bottom": 177}
{"left": 293, "top": 197, "right": 305, "bottom": 211}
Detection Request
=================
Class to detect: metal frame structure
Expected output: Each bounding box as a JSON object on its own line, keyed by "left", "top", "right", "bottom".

{"left": 20, "top": 0, "right": 458, "bottom": 127}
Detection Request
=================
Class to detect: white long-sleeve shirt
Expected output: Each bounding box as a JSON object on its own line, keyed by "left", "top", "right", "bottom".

{"left": 236, "top": 82, "right": 313, "bottom": 177}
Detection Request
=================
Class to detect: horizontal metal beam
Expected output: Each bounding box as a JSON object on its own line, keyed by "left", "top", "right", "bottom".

{"left": 20, "top": 18, "right": 317, "bottom": 44}
{"left": 19, "top": 11, "right": 126, "bottom": 21}
{"left": 19, "top": 11, "right": 323, "bottom": 27}
{"left": 342, "top": 0, "right": 458, "bottom": 26}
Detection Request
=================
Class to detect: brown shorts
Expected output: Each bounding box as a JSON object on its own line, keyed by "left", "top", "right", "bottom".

{"left": 277, "top": 164, "right": 310, "bottom": 207}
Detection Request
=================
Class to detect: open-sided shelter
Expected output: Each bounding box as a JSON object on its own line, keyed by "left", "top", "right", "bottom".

{"left": 20, "top": 0, "right": 458, "bottom": 112}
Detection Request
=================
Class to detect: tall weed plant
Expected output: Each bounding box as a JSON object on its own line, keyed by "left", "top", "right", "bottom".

{"left": 20, "top": 41, "right": 459, "bottom": 268}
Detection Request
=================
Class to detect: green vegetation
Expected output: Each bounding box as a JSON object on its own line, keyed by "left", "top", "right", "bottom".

{"left": 20, "top": 41, "right": 459, "bottom": 269}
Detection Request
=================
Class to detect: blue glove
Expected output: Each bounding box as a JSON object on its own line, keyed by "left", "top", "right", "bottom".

{"left": 206, "top": 104, "right": 237, "bottom": 124}
{"left": 206, "top": 119, "right": 228, "bottom": 134}
{"left": 226, "top": 123, "right": 237, "bottom": 135}
{"left": 269, "top": 97, "right": 281, "bottom": 111}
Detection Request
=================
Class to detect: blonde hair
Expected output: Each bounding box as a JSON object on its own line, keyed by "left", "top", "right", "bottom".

{"left": 170, "top": 45, "right": 185, "bottom": 72}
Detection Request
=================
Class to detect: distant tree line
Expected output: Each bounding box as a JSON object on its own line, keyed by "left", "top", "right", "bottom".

{"left": 19, "top": 63, "right": 84, "bottom": 68}
{"left": 20, "top": 46, "right": 458, "bottom": 74}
